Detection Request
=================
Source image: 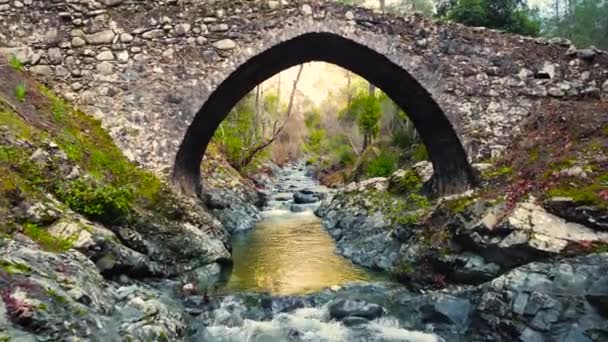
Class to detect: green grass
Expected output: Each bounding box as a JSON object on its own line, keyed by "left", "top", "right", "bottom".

{"left": 15, "top": 82, "right": 26, "bottom": 102}
{"left": 9, "top": 55, "right": 23, "bottom": 71}
{"left": 23, "top": 223, "right": 76, "bottom": 252}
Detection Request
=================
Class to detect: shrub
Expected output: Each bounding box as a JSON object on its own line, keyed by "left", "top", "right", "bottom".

{"left": 366, "top": 151, "right": 397, "bottom": 178}
{"left": 411, "top": 144, "right": 428, "bottom": 162}
{"left": 336, "top": 145, "right": 355, "bottom": 166}
{"left": 389, "top": 169, "right": 423, "bottom": 194}
{"left": 56, "top": 179, "right": 134, "bottom": 224}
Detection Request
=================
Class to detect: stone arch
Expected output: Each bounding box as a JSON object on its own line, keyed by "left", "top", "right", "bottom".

{"left": 172, "top": 32, "right": 476, "bottom": 197}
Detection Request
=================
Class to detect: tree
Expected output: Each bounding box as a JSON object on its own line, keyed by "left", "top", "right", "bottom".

{"left": 386, "top": 0, "right": 435, "bottom": 16}
{"left": 347, "top": 92, "right": 382, "bottom": 150}
{"left": 444, "top": 0, "right": 541, "bottom": 36}
{"left": 236, "top": 64, "right": 305, "bottom": 170}
{"left": 543, "top": 0, "right": 608, "bottom": 49}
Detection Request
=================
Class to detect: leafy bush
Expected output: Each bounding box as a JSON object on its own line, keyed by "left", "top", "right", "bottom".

{"left": 391, "top": 130, "right": 417, "bottom": 149}
{"left": 337, "top": 146, "right": 355, "bottom": 166}
{"left": 365, "top": 151, "right": 397, "bottom": 178}
{"left": 56, "top": 179, "right": 134, "bottom": 225}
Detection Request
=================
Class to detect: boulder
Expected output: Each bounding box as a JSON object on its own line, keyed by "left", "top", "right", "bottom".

{"left": 328, "top": 299, "right": 384, "bottom": 320}
{"left": 293, "top": 191, "right": 318, "bottom": 204}
{"left": 544, "top": 197, "right": 608, "bottom": 231}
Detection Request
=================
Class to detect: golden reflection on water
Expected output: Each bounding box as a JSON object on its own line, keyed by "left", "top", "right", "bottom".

{"left": 225, "top": 211, "right": 379, "bottom": 295}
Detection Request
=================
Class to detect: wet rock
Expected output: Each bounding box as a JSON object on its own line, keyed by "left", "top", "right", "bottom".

{"left": 328, "top": 299, "right": 384, "bottom": 320}
{"left": 420, "top": 295, "right": 472, "bottom": 329}
{"left": 293, "top": 191, "right": 317, "bottom": 204}
{"left": 439, "top": 252, "right": 501, "bottom": 284}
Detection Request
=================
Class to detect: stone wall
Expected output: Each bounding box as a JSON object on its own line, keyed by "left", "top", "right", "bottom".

{"left": 1, "top": 0, "right": 607, "bottom": 177}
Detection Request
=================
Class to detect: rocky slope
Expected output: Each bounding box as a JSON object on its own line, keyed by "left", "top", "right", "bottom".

{"left": 0, "top": 61, "right": 267, "bottom": 340}
{"left": 315, "top": 99, "right": 608, "bottom": 340}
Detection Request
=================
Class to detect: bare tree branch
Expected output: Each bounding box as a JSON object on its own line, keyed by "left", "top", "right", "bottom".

{"left": 235, "top": 64, "right": 305, "bottom": 170}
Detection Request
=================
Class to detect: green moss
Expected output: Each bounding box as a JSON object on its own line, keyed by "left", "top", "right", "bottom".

{"left": 395, "top": 212, "right": 422, "bottom": 225}
{"left": 444, "top": 195, "right": 476, "bottom": 213}
{"left": 45, "top": 289, "right": 70, "bottom": 305}
{"left": 0, "top": 260, "right": 32, "bottom": 274}
{"left": 547, "top": 185, "right": 606, "bottom": 208}
{"left": 548, "top": 158, "right": 576, "bottom": 173}
{"left": 55, "top": 179, "right": 134, "bottom": 225}
{"left": 23, "top": 223, "right": 75, "bottom": 253}
{"left": 0, "top": 107, "right": 36, "bottom": 140}
{"left": 482, "top": 166, "right": 513, "bottom": 179}
{"left": 389, "top": 169, "right": 423, "bottom": 195}
{"left": 603, "top": 125, "right": 608, "bottom": 136}
{"left": 50, "top": 97, "right": 67, "bottom": 123}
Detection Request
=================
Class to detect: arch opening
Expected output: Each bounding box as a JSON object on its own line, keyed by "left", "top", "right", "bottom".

{"left": 173, "top": 32, "right": 476, "bottom": 197}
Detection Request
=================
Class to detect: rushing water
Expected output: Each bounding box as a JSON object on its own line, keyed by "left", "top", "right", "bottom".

{"left": 222, "top": 164, "right": 383, "bottom": 295}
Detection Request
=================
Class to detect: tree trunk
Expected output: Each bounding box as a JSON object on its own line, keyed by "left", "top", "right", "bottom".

{"left": 236, "top": 64, "right": 305, "bottom": 171}
{"left": 368, "top": 82, "right": 376, "bottom": 96}
{"left": 379, "top": 0, "right": 385, "bottom": 13}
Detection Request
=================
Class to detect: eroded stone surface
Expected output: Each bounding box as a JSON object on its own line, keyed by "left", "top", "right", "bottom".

{"left": 1, "top": 0, "right": 606, "bottom": 178}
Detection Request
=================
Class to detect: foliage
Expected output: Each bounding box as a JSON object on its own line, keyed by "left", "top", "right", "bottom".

{"left": 365, "top": 151, "right": 398, "bottom": 177}
{"left": 348, "top": 92, "right": 382, "bottom": 149}
{"left": 542, "top": 0, "right": 608, "bottom": 49}
{"left": 445, "top": 0, "right": 541, "bottom": 36}
{"left": 385, "top": 0, "right": 435, "bottom": 16}
{"left": 411, "top": 144, "right": 428, "bottom": 162}
{"left": 15, "top": 82, "right": 26, "bottom": 102}
{"left": 55, "top": 179, "right": 134, "bottom": 225}
{"left": 389, "top": 169, "right": 423, "bottom": 194}
{"left": 9, "top": 55, "right": 23, "bottom": 71}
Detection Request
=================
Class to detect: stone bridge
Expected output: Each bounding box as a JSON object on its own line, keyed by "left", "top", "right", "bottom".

{"left": 1, "top": 0, "right": 607, "bottom": 195}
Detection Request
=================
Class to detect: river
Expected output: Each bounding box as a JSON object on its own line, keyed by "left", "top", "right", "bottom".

{"left": 196, "top": 163, "right": 441, "bottom": 341}
{"left": 223, "top": 163, "right": 384, "bottom": 295}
